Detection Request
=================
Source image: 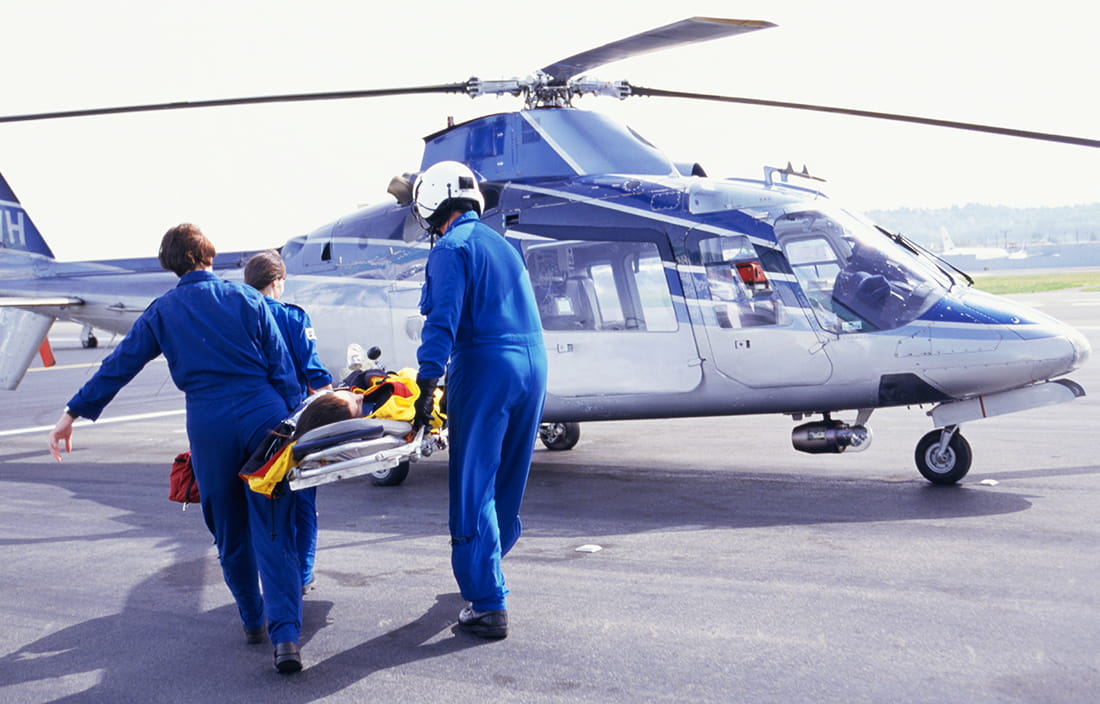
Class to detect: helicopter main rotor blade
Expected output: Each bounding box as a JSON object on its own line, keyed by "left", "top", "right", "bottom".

{"left": 541, "top": 17, "right": 775, "bottom": 84}
{"left": 629, "top": 85, "right": 1100, "bottom": 149}
{"left": 0, "top": 83, "right": 469, "bottom": 124}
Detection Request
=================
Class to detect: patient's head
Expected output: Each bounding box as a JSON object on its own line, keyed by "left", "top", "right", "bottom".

{"left": 292, "top": 391, "right": 363, "bottom": 440}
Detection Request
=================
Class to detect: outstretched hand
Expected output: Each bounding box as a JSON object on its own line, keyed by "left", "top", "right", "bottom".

{"left": 48, "top": 413, "right": 75, "bottom": 462}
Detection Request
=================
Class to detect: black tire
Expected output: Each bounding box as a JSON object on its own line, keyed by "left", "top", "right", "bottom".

{"left": 540, "top": 422, "right": 580, "bottom": 451}
{"left": 82, "top": 335, "right": 98, "bottom": 349}
{"left": 914, "top": 430, "right": 972, "bottom": 485}
{"left": 370, "top": 460, "right": 410, "bottom": 487}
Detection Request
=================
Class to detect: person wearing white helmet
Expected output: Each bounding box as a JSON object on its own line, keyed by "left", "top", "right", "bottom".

{"left": 411, "top": 160, "right": 547, "bottom": 639}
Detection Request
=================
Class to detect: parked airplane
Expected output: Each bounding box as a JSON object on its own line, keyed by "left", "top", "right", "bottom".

{"left": 940, "top": 227, "right": 1028, "bottom": 261}
{"left": 0, "top": 17, "right": 1092, "bottom": 486}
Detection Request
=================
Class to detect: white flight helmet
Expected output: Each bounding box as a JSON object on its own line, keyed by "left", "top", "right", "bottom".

{"left": 412, "top": 161, "right": 485, "bottom": 231}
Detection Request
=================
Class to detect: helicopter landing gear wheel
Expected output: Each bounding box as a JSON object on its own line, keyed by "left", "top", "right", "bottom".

{"left": 915, "top": 427, "right": 972, "bottom": 485}
{"left": 370, "top": 460, "right": 410, "bottom": 487}
{"left": 539, "top": 422, "right": 580, "bottom": 451}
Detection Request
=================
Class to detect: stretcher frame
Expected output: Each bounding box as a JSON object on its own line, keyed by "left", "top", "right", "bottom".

{"left": 287, "top": 427, "right": 445, "bottom": 491}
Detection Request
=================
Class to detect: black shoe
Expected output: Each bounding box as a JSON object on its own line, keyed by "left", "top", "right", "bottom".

{"left": 274, "top": 641, "right": 302, "bottom": 673}
{"left": 457, "top": 606, "right": 508, "bottom": 639}
{"left": 244, "top": 625, "right": 267, "bottom": 645}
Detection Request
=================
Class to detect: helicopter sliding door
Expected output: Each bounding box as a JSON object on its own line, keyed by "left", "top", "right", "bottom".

{"left": 681, "top": 229, "right": 833, "bottom": 387}
{"left": 516, "top": 227, "right": 701, "bottom": 397}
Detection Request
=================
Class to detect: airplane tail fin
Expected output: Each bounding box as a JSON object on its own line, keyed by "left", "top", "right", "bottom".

{"left": 939, "top": 226, "right": 956, "bottom": 254}
{"left": 0, "top": 172, "right": 55, "bottom": 258}
{"left": 0, "top": 171, "right": 61, "bottom": 389}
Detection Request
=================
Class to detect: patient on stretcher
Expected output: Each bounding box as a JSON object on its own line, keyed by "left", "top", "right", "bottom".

{"left": 242, "top": 385, "right": 424, "bottom": 496}
{"left": 254, "top": 368, "right": 444, "bottom": 492}
{"left": 291, "top": 390, "right": 414, "bottom": 464}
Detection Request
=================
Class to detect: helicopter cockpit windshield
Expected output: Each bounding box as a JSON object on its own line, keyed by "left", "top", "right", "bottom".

{"left": 774, "top": 206, "right": 952, "bottom": 333}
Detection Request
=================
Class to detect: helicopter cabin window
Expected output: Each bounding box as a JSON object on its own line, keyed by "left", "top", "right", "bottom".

{"left": 698, "top": 235, "right": 781, "bottom": 328}
{"left": 776, "top": 208, "right": 949, "bottom": 333}
{"left": 523, "top": 239, "right": 677, "bottom": 332}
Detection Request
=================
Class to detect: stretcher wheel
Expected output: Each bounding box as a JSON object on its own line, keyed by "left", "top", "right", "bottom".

{"left": 370, "top": 460, "right": 410, "bottom": 486}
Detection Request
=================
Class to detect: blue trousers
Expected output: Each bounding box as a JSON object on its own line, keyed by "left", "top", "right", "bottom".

{"left": 446, "top": 342, "right": 546, "bottom": 612}
{"left": 295, "top": 487, "right": 318, "bottom": 586}
{"left": 187, "top": 389, "right": 301, "bottom": 644}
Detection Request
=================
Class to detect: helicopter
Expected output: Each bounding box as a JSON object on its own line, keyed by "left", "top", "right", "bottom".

{"left": 0, "top": 16, "right": 1092, "bottom": 485}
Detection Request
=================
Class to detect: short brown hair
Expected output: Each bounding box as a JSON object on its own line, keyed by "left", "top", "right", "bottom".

{"left": 292, "top": 394, "right": 357, "bottom": 440}
{"left": 244, "top": 250, "right": 287, "bottom": 291}
{"left": 159, "top": 223, "right": 216, "bottom": 277}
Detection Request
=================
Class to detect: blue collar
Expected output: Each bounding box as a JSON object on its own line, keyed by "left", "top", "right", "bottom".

{"left": 177, "top": 269, "right": 218, "bottom": 286}
{"left": 443, "top": 210, "right": 481, "bottom": 234}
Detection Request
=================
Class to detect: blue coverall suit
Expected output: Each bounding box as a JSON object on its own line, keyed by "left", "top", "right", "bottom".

{"left": 263, "top": 298, "right": 333, "bottom": 588}
{"left": 417, "top": 210, "right": 548, "bottom": 612}
{"left": 66, "top": 270, "right": 305, "bottom": 644}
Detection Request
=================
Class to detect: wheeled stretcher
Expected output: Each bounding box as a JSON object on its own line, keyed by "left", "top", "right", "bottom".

{"left": 287, "top": 418, "right": 446, "bottom": 491}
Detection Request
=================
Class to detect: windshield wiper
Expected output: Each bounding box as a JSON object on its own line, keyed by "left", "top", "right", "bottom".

{"left": 874, "top": 225, "right": 973, "bottom": 287}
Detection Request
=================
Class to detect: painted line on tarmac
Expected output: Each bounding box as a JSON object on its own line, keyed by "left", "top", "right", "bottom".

{"left": 0, "top": 410, "right": 185, "bottom": 437}
{"left": 26, "top": 362, "right": 103, "bottom": 372}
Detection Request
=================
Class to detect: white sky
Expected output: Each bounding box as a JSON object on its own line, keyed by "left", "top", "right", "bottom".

{"left": 2, "top": 0, "right": 1097, "bottom": 261}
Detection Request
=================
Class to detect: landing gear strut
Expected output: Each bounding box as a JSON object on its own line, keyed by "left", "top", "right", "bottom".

{"left": 80, "top": 324, "right": 98, "bottom": 349}
{"left": 914, "top": 426, "right": 972, "bottom": 485}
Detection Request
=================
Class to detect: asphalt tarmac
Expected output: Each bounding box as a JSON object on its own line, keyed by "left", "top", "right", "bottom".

{"left": 1, "top": 290, "right": 1098, "bottom": 703}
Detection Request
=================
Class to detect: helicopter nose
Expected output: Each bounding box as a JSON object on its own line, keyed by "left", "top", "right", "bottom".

{"left": 1002, "top": 312, "right": 1090, "bottom": 383}
{"left": 1066, "top": 325, "right": 1091, "bottom": 369}
{"left": 1007, "top": 312, "right": 1093, "bottom": 389}
{"left": 916, "top": 289, "right": 1090, "bottom": 398}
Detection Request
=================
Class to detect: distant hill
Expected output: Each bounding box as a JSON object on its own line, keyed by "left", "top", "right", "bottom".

{"left": 865, "top": 203, "right": 1100, "bottom": 252}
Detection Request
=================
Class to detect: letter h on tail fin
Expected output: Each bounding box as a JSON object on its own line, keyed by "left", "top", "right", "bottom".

{"left": 0, "top": 172, "right": 54, "bottom": 258}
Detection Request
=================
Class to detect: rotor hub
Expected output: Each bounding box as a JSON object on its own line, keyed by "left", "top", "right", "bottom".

{"left": 466, "top": 74, "right": 630, "bottom": 108}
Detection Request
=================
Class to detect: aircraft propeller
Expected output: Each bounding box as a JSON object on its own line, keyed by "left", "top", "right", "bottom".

{"left": 2, "top": 16, "right": 1097, "bottom": 149}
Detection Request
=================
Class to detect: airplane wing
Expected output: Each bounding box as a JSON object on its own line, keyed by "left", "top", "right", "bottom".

{"left": 0, "top": 307, "right": 56, "bottom": 389}
{"left": 0, "top": 296, "right": 83, "bottom": 307}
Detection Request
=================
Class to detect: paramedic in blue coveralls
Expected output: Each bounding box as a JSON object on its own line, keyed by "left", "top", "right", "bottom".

{"left": 47, "top": 224, "right": 307, "bottom": 674}
{"left": 244, "top": 249, "right": 333, "bottom": 596}
{"left": 410, "top": 161, "right": 548, "bottom": 639}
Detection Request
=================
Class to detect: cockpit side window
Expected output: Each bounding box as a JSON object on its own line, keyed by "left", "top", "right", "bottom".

{"left": 783, "top": 235, "right": 850, "bottom": 332}
{"left": 697, "top": 235, "right": 783, "bottom": 328}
